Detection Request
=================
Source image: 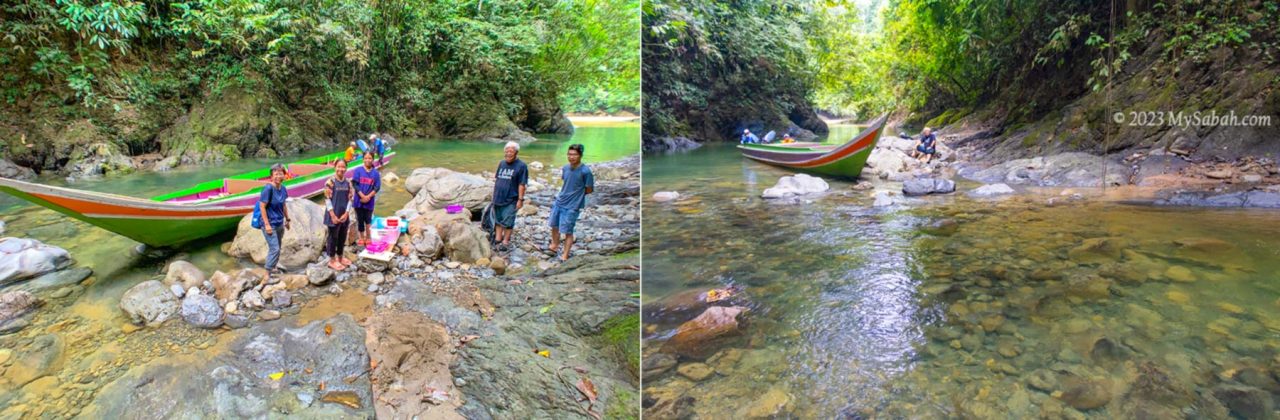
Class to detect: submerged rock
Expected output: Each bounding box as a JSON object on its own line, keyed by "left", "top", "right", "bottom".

{"left": 1157, "top": 190, "right": 1280, "bottom": 209}
{"left": 652, "top": 191, "right": 681, "bottom": 202}
{"left": 969, "top": 183, "right": 1015, "bottom": 197}
{"left": 1212, "top": 385, "right": 1273, "bottom": 420}
{"left": 119, "top": 280, "right": 179, "bottom": 326}
{"left": 761, "top": 174, "right": 829, "bottom": 199}
{"left": 0, "top": 291, "right": 41, "bottom": 332}
{"left": 0, "top": 237, "right": 73, "bottom": 286}
{"left": 662, "top": 306, "right": 747, "bottom": 359}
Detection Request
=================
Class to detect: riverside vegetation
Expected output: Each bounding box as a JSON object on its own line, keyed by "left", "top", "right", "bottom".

{"left": 0, "top": 0, "right": 639, "bottom": 179}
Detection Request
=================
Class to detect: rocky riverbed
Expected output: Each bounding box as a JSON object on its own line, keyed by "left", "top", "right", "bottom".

{"left": 643, "top": 139, "right": 1280, "bottom": 419}
{"left": 0, "top": 154, "right": 640, "bottom": 419}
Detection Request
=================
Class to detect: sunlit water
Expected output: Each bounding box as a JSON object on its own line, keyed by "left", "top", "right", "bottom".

{"left": 0, "top": 124, "right": 637, "bottom": 417}
{"left": 642, "top": 126, "right": 1280, "bottom": 418}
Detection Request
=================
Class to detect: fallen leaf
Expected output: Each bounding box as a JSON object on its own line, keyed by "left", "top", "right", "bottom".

{"left": 538, "top": 304, "right": 554, "bottom": 314}
{"left": 459, "top": 335, "right": 480, "bottom": 345}
{"left": 370, "top": 359, "right": 379, "bottom": 370}
{"left": 537, "top": 350, "right": 550, "bottom": 358}
{"left": 304, "top": 367, "right": 313, "bottom": 374}
{"left": 575, "top": 378, "right": 598, "bottom": 403}
{"left": 325, "top": 324, "right": 333, "bottom": 335}
{"left": 573, "top": 366, "right": 589, "bottom": 374}
{"left": 507, "top": 279, "right": 523, "bottom": 286}
{"left": 268, "top": 371, "right": 285, "bottom": 381}
{"left": 318, "top": 381, "right": 326, "bottom": 391}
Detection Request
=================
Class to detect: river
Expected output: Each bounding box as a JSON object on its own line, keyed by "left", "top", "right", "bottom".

{"left": 0, "top": 123, "right": 638, "bottom": 418}
{"left": 642, "top": 125, "right": 1280, "bottom": 418}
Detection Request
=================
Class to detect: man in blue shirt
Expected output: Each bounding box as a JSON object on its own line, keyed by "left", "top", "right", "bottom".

{"left": 740, "top": 129, "right": 759, "bottom": 144}
{"left": 349, "top": 151, "right": 381, "bottom": 246}
{"left": 548, "top": 144, "right": 593, "bottom": 262}
{"left": 492, "top": 142, "right": 528, "bottom": 252}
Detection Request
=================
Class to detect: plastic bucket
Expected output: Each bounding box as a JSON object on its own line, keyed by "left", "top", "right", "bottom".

{"left": 446, "top": 204, "right": 464, "bottom": 214}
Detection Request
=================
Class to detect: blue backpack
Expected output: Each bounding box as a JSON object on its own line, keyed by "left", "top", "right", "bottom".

{"left": 251, "top": 202, "right": 264, "bottom": 229}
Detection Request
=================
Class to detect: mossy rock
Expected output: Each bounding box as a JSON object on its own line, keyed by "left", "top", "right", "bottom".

{"left": 600, "top": 312, "right": 640, "bottom": 379}
{"left": 604, "top": 388, "right": 638, "bottom": 420}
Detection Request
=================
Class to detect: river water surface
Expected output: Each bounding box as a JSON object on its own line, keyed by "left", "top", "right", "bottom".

{"left": 0, "top": 123, "right": 637, "bottom": 418}
{"left": 642, "top": 126, "right": 1280, "bottom": 418}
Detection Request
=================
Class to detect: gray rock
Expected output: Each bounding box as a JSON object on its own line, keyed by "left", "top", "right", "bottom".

{"left": 170, "top": 283, "right": 186, "bottom": 298}
{"left": 969, "top": 183, "right": 1015, "bottom": 197}
{"left": 367, "top": 284, "right": 379, "bottom": 293}
{"left": 305, "top": 265, "right": 335, "bottom": 285}
{"left": 0, "top": 159, "right": 36, "bottom": 181}
{"left": 643, "top": 136, "right": 702, "bottom": 152}
{"left": 180, "top": 293, "right": 224, "bottom": 328}
{"left": 652, "top": 191, "right": 681, "bottom": 202}
{"left": 1157, "top": 190, "right": 1280, "bottom": 208}
{"left": 260, "top": 309, "right": 281, "bottom": 321}
{"left": 0, "top": 290, "right": 41, "bottom": 328}
{"left": 2, "top": 266, "right": 92, "bottom": 295}
{"left": 119, "top": 280, "right": 180, "bottom": 326}
{"left": 903, "top": 178, "right": 956, "bottom": 196}
{"left": 271, "top": 290, "right": 292, "bottom": 308}
{"left": 0, "top": 237, "right": 73, "bottom": 286}
{"left": 240, "top": 290, "right": 265, "bottom": 310}
{"left": 968, "top": 152, "right": 1128, "bottom": 187}
{"left": 224, "top": 199, "right": 327, "bottom": 269}
{"left": 368, "top": 272, "right": 385, "bottom": 285}
{"left": 223, "top": 314, "right": 249, "bottom": 329}
{"left": 1212, "top": 385, "right": 1273, "bottom": 420}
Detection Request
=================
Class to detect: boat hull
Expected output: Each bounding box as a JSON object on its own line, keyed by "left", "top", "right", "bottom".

{"left": 737, "top": 115, "right": 886, "bottom": 179}
{"left": 0, "top": 153, "right": 395, "bottom": 247}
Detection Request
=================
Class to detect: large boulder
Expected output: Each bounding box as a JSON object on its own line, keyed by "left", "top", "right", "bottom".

{"left": 866, "top": 147, "right": 912, "bottom": 178}
{"left": 162, "top": 260, "right": 205, "bottom": 291}
{"left": 406, "top": 168, "right": 493, "bottom": 213}
{"left": 1156, "top": 190, "right": 1280, "bottom": 209}
{"left": 224, "top": 198, "right": 326, "bottom": 269}
{"left": 438, "top": 220, "right": 492, "bottom": 264}
{"left": 0, "top": 237, "right": 73, "bottom": 287}
{"left": 119, "top": 280, "right": 179, "bottom": 326}
{"left": 410, "top": 225, "right": 444, "bottom": 260}
{"left": 404, "top": 168, "right": 452, "bottom": 195}
{"left": 408, "top": 208, "right": 472, "bottom": 234}
{"left": 903, "top": 178, "right": 956, "bottom": 196}
{"left": 180, "top": 292, "right": 224, "bottom": 328}
{"left": 662, "top": 306, "right": 747, "bottom": 359}
{"left": 0, "top": 159, "right": 36, "bottom": 181}
{"left": 761, "top": 174, "right": 829, "bottom": 199}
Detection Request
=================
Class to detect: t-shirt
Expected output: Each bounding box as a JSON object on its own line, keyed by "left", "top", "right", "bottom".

{"left": 344, "top": 147, "right": 355, "bottom": 162}
{"left": 554, "top": 163, "right": 594, "bottom": 210}
{"left": 349, "top": 165, "right": 381, "bottom": 210}
{"left": 375, "top": 138, "right": 386, "bottom": 155}
{"left": 259, "top": 183, "right": 289, "bottom": 226}
{"left": 493, "top": 158, "right": 529, "bottom": 206}
{"left": 920, "top": 133, "right": 937, "bottom": 149}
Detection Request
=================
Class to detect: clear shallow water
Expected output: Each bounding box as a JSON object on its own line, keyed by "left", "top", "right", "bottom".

{"left": 0, "top": 124, "right": 637, "bottom": 418}
{"left": 642, "top": 133, "right": 1280, "bottom": 418}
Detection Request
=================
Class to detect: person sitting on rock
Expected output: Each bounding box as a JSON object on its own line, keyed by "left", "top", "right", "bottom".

{"left": 740, "top": 129, "right": 759, "bottom": 145}
{"left": 492, "top": 141, "right": 529, "bottom": 253}
{"left": 549, "top": 144, "right": 594, "bottom": 262}
{"left": 912, "top": 127, "right": 939, "bottom": 163}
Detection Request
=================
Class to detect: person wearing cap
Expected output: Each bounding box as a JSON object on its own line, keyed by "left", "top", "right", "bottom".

{"left": 548, "top": 144, "right": 593, "bottom": 262}
{"left": 491, "top": 141, "right": 529, "bottom": 252}
{"left": 349, "top": 150, "right": 381, "bottom": 246}
{"left": 740, "top": 129, "right": 759, "bottom": 144}
{"left": 368, "top": 133, "right": 386, "bottom": 167}
{"left": 259, "top": 163, "right": 292, "bottom": 275}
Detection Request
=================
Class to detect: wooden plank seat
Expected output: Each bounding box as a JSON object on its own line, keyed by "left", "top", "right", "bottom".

{"left": 224, "top": 179, "right": 270, "bottom": 195}
{"left": 287, "top": 163, "right": 332, "bottom": 177}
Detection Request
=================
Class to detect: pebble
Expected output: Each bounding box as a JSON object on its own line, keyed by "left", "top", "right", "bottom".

{"left": 260, "top": 310, "right": 281, "bottom": 321}
{"left": 297, "top": 392, "right": 314, "bottom": 407}
{"left": 367, "top": 285, "right": 379, "bottom": 293}
{"left": 445, "top": 261, "right": 461, "bottom": 269}
{"left": 454, "top": 377, "right": 467, "bottom": 387}
{"left": 170, "top": 284, "right": 186, "bottom": 298}
{"left": 121, "top": 323, "right": 141, "bottom": 334}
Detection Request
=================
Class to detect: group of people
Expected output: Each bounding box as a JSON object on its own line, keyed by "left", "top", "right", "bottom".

{"left": 739, "top": 125, "right": 941, "bottom": 162}
{"left": 738, "top": 129, "right": 795, "bottom": 145}
{"left": 255, "top": 134, "right": 595, "bottom": 277}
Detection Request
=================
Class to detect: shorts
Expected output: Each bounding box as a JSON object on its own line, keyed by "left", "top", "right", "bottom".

{"left": 916, "top": 145, "right": 936, "bottom": 154}
{"left": 548, "top": 204, "right": 581, "bottom": 235}
{"left": 494, "top": 203, "right": 517, "bottom": 228}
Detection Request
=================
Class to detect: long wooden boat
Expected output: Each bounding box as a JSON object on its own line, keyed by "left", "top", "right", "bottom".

{"left": 738, "top": 114, "right": 887, "bottom": 178}
{"left": 0, "top": 151, "right": 394, "bottom": 247}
